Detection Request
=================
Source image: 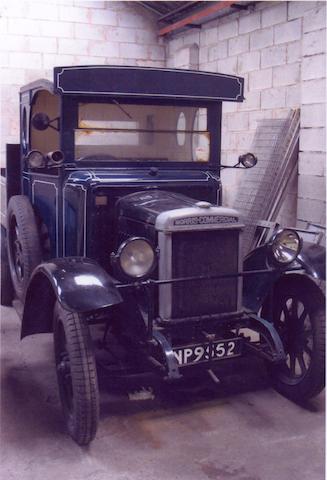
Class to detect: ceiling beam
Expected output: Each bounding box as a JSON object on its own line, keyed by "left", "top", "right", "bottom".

{"left": 158, "top": 2, "right": 199, "bottom": 23}
{"left": 158, "top": 1, "right": 235, "bottom": 36}
{"left": 138, "top": 2, "right": 164, "bottom": 15}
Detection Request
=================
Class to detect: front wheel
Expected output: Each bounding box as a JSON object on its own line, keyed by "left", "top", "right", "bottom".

{"left": 53, "top": 302, "right": 99, "bottom": 445}
{"left": 263, "top": 276, "right": 325, "bottom": 402}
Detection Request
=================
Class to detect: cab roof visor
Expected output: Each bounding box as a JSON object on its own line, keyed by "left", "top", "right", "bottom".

{"left": 53, "top": 66, "right": 244, "bottom": 102}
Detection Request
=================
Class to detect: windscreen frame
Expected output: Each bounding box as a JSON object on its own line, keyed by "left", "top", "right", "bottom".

{"left": 61, "top": 95, "right": 222, "bottom": 170}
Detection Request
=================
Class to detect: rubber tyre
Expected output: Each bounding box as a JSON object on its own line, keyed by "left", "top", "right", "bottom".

{"left": 7, "top": 195, "right": 42, "bottom": 300}
{"left": 1, "top": 225, "right": 14, "bottom": 306}
{"left": 53, "top": 302, "right": 99, "bottom": 445}
{"left": 263, "top": 276, "right": 325, "bottom": 402}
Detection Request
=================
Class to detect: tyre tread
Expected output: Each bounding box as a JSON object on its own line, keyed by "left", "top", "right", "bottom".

{"left": 7, "top": 195, "right": 42, "bottom": 299}
{"left": 267, "top": 277, "right": 325, "bottom": 402}
{"left": 54, "top": 303, "right": 99, "bottom": 445}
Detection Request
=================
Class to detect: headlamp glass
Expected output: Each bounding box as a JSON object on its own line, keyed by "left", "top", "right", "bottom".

{"left": 119, "top": 238, "right": 155, "bottom": 278}
{"left": 271, "top": 229, "right": 301, "bottom": 264}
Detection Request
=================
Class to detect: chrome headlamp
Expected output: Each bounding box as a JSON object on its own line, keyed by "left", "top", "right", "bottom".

{"left": 112, "top": 237, "right": 156, "bottom": 279}
{"left": 25, "top": 150, "right": 45, "bottom": 168}
{"left": 270, "top": 229, "right": 301, "bottom": 265}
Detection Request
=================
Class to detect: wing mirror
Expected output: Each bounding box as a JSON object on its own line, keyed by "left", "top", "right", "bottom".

{"left": 32, "top": 112, "right": 60, "bottom": 131}
{"left": 239, "top": 152, "right": 257, "bottom": 168}
{"left": 31, "top": 113, "right": 50, "bottom": 131}
{"left": 220, "top": 152, "right": 258, "bottom": 170}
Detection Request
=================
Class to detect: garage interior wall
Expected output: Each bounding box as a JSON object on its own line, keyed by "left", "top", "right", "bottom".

{"left": 0, "top": 0, "right": 325, "bottom": 228}
{"left": 0, "top": 0, "right": 165, "bottom": 165}
{"left": 166, "top": 1, "right": 326, "bottom": 228}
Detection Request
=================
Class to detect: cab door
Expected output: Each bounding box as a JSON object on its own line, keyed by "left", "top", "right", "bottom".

{"left": 22, "top": 88, "right": 62, "bottom": 259}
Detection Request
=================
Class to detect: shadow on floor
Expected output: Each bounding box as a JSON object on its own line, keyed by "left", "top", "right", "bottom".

{"left": 1, "top": 351, "right": 324, "bottom": 447}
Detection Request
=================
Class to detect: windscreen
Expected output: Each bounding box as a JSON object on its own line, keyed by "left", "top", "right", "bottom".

{"left": 75, "top": 102, "right": 209, "bottom": 162}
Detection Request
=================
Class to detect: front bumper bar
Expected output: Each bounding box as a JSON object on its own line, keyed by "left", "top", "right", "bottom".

{"left": 150, "top": 311, "right": 286, "bottom": 380}
{"left": 115, "top": 268, "right": 298, "bottom": 380}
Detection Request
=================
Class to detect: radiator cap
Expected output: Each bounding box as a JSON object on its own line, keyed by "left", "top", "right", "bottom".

{"left": 195, "top": 201, "right": 211, "bottom": 209}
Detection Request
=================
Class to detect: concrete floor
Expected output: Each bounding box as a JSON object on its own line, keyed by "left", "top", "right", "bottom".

{"left": 0, "top": 305, "right": 324, "bottom": 480}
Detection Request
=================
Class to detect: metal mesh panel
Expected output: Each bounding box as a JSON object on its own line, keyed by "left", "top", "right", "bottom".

{"left": 233, "top": 110, "right": 300, "bottom": 255}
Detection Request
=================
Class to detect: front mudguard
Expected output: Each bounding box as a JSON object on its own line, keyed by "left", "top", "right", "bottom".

{"left": 243, "top": 244, "right": 280, "bottom": 311}
{"left": 242, "top": 240, "right": 325, "bottom": 312}
{"left": 297, "top": 241, "right": 325, "bottom": 280}
{"left": 21, "top": 257, "right": 122, "bottom": 338}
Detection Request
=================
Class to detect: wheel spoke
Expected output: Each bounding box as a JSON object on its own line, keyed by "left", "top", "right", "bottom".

{"left": 290, "top": 298, "right": 298, "bottom": 319}
{"left": 298, "top": 309, "right": 308, "bottom": 325}
{"left": 303, "top": 344, "right": 312, "bottom": 356}
{"left": 289, "top": 353, "right": 296, "bottom": 375}
{"left": 282, "top": 305, "right": 291, "bottom": 322}
{"left": 297, "top": 354, "right": 307, "bottom": 374}
{"left": 303, "top": 328, "right": 313, "bottom": 339}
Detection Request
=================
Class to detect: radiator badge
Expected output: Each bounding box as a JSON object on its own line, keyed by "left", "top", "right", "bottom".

{"left": 174, "top": 215, "right": 238, "bottom": 226}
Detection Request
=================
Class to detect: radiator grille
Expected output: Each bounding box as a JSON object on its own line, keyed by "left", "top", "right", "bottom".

{"left": 171, "top": 229, "right": 239, "bottom": 318}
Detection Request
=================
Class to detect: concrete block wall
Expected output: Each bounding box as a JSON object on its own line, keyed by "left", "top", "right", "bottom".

{"left": 0, "top": 0, "right": 165, "bottom": 166}
{"left": 166, "top": 1, "right": 326, "bottom": 227}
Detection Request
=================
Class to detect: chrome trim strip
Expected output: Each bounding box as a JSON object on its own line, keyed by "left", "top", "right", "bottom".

{"left": 155, "top": 206, "right": 241, "bottom": 232}
{"left": 158, "top": 231, "right": 173, "bottom": 319}
{"left": 70, "top": 178, "right": 209, "bottom": 184}
{"left": 64, "top": 168, "right": 211, "bottom": 178}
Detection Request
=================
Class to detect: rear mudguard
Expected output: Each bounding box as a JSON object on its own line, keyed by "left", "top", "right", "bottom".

{"left": 243, "top": 241, "right": 325, "bottom": 311}
{"left": 21, "top": 257, "right": 122, "bottom": 338}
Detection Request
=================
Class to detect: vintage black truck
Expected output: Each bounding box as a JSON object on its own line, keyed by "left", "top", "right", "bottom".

{"left": 1, "top": 66, "right": 325, "bottom": 445}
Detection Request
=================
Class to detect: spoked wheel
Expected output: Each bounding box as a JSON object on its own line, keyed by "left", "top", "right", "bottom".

{"left": 7, "top": 196, "right": 42, "bottom": 300}
{"left": 54, "top": 302, "right": 99, "bottom": 445}
{"left": 263, "top": 276, "right": 325, "bottom": 401}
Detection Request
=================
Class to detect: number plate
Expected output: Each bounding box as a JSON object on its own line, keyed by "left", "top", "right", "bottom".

{"left": 173, "top": 338, "right": 242, "bottom": 366}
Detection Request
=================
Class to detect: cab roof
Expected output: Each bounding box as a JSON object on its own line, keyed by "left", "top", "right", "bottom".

{"left": 21, "top": 65, "right": 244, "bottom": 103}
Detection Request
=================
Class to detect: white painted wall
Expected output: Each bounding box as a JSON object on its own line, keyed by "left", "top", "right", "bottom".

{"left": 0, "top": 0, "right": 165, "bottom": 166}
{"left": 166, "top": 1, "right": 326, "bottom": 227}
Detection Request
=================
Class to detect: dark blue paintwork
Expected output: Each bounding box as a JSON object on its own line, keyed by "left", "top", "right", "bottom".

{"left": 297, "top": 241, "right": 325, "bottom": 280}
{"left": 15, "top": 67, "right": 325, "bottom": 339}
{"left": 20, "top": 164, "right": 221, "bottom": 326}
{"left": 242, "top": 239, "right": 325, "bottom": 311}
{"left": 243, "top": 244, "right": 285, "bottom": 311}
{"left": 21, "top": 257, "right": 122, "bottom": 338}
{"left": 53, "top": 65, "right": 244, "bottom": 102}
{"left": 25, "top": 167, "right": 219, "bottom": 265}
